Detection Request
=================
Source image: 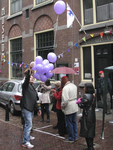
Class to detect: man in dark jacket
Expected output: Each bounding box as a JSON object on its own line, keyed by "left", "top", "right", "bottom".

{"left": 98, "top": 70, "right": 112, "bottom": 114}
{"left": 21, "top": 69, "right": 41, "bottom": 149}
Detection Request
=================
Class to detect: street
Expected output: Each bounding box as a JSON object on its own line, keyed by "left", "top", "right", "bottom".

{"left": 0, "top": 105, "right": 113, "bottom": 150}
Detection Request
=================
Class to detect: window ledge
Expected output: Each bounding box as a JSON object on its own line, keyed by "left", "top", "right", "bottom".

{"left": 79, "top": 20, "right": 113, "bottom": 32}
{"left": 31, "top": 0, "right": 54, "bottom": 11}
{"left": 7, "top": 11, "right": 23, "bottom": 20}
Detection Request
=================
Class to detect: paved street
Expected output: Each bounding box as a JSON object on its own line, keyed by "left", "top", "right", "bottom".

{"left": 0, "top": 105, "right": 113, "bottom": 150}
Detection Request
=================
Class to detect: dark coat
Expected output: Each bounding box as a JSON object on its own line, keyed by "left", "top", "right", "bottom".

{"left": 21, "top": 70, "right": 40, "bottom": 112}
{"left": 98, "top": 77, "right": 112, "bottom": 96}
{"left": 78, "top": 94, "right": 96, "bottom": 138}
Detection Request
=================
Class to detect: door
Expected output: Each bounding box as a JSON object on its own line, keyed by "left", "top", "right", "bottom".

{"left": 94, "top": 44, "right": 112, "bottom": 106}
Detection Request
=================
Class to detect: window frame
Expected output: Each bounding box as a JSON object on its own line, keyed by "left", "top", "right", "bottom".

{"left": 80, "top": 45, "right": 94, "bottom": 82}
{"left": 36, "top": 30, "right": 54, "bottom": 60}
{"left": 10, "top": 37, "right": 22, "bottom": 79}
{"left": 32, "top": 0, "right": 53, "bottom": 10}
{"left": 10, "top": 0, "right": 22, "bottom": 16}
{"left": 81, "top": 0, "right": 113, "bottom": 27}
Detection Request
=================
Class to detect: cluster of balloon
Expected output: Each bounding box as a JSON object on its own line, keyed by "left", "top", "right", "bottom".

{"left": 54, "top": 0, "right": 66, "bottom": 15}
{"left": 32, "top": 52, "right": 57, "bottom": 82}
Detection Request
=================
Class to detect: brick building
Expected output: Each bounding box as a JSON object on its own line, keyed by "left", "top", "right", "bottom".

{"left": 0, "top": 0, "right": 113, "bottom": 103}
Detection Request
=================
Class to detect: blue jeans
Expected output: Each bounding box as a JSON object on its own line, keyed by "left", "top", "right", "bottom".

{"left": 22, "top": 108, "right": 34, "bottom": 144}
{"left": 65, "top": 112, "right": 77, "bottom": 141}
{"left": 41, "top": 103, "right": 50, "bottom": 119}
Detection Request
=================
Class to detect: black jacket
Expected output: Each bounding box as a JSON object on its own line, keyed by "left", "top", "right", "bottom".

{"left": 98, "top": 77, "right": 112, "bottom": 95}
{"left": 21, "top": 70, "right": 40, "bottom": 112}
{"left": 79, "top": 94, "right": 96, "bottom": 138}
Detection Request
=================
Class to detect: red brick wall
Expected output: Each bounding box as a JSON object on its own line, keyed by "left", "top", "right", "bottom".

{"left": 0, "top": 0, "right": 81, "bottom": 89}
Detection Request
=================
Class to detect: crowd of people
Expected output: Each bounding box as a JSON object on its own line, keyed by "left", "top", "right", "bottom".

{"left": 21, "top": 64, "right": 112, "bottom": 150}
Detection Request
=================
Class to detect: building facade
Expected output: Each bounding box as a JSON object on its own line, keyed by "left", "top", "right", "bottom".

{"left": 0, "top": 0, "right": 113, "bottom": 102}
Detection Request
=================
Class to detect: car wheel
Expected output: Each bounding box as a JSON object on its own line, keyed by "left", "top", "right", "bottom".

{"left": 10, "top": 102, "right": 16, "bottom": 115}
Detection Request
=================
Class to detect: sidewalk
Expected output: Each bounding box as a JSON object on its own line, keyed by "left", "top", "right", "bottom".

{"left": 0, "top": 107, "right": 113, "bottom": 150}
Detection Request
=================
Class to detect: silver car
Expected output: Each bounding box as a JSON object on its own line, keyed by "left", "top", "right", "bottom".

{"left": 0, "top": 80, "right": 22, "bottom": 115}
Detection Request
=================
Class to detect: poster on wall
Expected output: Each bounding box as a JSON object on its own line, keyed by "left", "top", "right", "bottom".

{"left": 74, "top": 62, "right": 79, "bottom": 75}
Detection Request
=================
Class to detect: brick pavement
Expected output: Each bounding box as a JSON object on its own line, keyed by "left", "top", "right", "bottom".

{"left": 0, "top": 106, "right": 113, "bottom": 150}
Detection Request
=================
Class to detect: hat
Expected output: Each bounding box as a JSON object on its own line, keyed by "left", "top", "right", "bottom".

{"left": 99, "top": 70, "right": 104, "bottom": 74}
{"left": 62, "top": 76, "right": 68, "bottom": 79}
{"left": 54, "top": 81, "right": 61, "bottom": 87}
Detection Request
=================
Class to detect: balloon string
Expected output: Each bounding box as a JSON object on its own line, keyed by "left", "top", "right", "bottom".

{"left": 54, "top": 15, "right": 59, "bottom": 47}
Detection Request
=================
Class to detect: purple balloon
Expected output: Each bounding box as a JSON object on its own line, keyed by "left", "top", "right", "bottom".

{"left": 54, "top": 0, "right": 66, "bottom": 15}
{"left": 47, "top": 52, "right": 57, "bottom": 63}
{"left": 34, "top": 72, "right": 40, "bottom": 80}
{"left": 36, "top": 64, "right": 43, "bottom": 73}
{"left": 32, "top": 63, "right": 37, "bottom": 70}
{"left": 40, "top": 75, "right": 47, "bottom": 82}
{"left": 48, "top": 63, "right": 54, "bottom": 71}
{"left": 46, "top": 72, "right": 53, "bottom": 78}
{"left": 35, "top": 56, "right": 43, "bottom": 64}
{"left": 42, "top": 59, "right": 49, "bottom": 66}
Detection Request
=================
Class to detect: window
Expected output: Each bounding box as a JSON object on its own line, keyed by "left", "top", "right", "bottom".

{"left": 82, "top": 0, "right": 113, "bottom": 25}
{"left": 10, "top": 38, "right": 22, "bottom": 79}
{"left": 83, "top": 0, "right": 93, "bottom": 25}
{"left": 83, "top": 47, "right": 92, "bottom": 79}
{"left": 36, "top": 31, "right": 54, "bottom": 60}
{"left": 7, "top": 83, "right": 15, "bottom": 92}
{"left": 26, "top": 9, "right": 29, "bottom": 18}
{"left": 1, "top": 83, "right": 9, "bottom": 91}
{"left": 96, "top": 0, "right": 113, "bottom": 22}
{"left": 36, "top": 0, "right": 47, "bottom": 5}
{"left": 11, "top": 0, "right": 22, "bottom": 15}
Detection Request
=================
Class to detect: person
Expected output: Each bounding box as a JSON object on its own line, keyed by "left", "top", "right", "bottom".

{"left": 36, "top": 81, "right": 42, "bottom": 93}
{"left": 50, "top": 85, "right": 58, "bottom": 129}
{"left": 39, "top": 79, "right": 52, "bottom": 123}
{"left": 52, "top": 81, "right": 67, "bottom": 136}
{"left": 21, "top": 68, "right": 41, "bottom": 149}
{"left": 77, "top": 83, "right": 96, "bottom": 150}
{"left": 98, "top": 70, "right": 112, "bottom": 114}
{"left": 61, "top": 76, "right": 78, "bottom": 143}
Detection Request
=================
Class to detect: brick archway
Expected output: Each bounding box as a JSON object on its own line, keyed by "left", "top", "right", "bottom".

{"left": 9, "top": 25, "right": 22, "bottom": 39}
{"left": 34, "top": 15, "right": 53, "bottom": 32}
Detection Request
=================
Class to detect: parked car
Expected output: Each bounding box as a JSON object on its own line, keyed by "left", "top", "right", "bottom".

{"left": 0, "top": 80, "right": 22, "bottom": 115}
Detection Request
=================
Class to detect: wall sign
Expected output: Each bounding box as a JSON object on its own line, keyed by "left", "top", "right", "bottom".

{"left": 1, "top": 7, "right": 5, "bottom": 62}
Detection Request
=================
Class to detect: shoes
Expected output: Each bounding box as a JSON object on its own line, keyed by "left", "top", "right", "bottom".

{"left": 30, "top": 135, "right": 35, "bottom": 140}
{"left": 30, "top": 128, "right": 33, "bottom": 133}
{"left": 40, "top": 119, "right": 44, "bottom": 122}
{"left": 53, "top": 125, "right": 58, "bottom": 129}
{"left": 74, "top": 138, "right": 78, "bottom": 142}
{"left": 22, "top": 141, "right": 34, "bottom": 149}
{"left": 63, "top": 138, "right": 74, "bottom": 143}
{"left": 47, "top": 119, "right": 50, "bottom": 123}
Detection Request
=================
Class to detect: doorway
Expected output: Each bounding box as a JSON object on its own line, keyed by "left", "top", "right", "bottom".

{"left": 94, "top": 44, "right": 113, "bottom": 107}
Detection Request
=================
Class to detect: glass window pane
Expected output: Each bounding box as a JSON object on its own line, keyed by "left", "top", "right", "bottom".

{"left": 36, "top": 31, "right": 54, "bottom": 80}
{"left": 83, "top": 0, "right": 93, "bottom": 25}
{"left": 10, "top": 38, "right": 22, "bottom": 78}
{"left": 36, "top": 0, "right": 47, "bottom": 4}
{"left": 2, "top": 83, "right": 9, "bottom": 91}
{"left": 83, "top": 47, "right": 92, "bottom": 79}
{"left": 7, "top": 83, "right": 15, "bottom": 92}
{"left": 11, "top": 0, "right": 22, "bottom": 15}
{"left": 96, "top": 0, "right": 113, "bottom": 22}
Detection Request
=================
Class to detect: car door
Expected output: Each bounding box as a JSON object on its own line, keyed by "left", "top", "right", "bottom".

{"left": 0, "top": 82, "right": 9, "bottom": 105}
{"left": 3, "top": 82, "right": 15, "bottom": 104}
